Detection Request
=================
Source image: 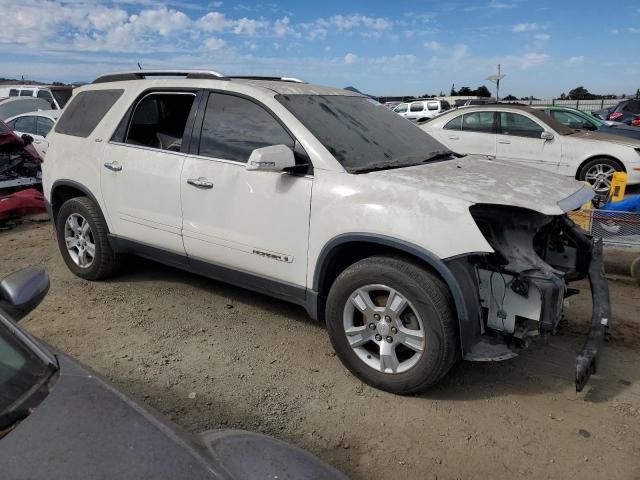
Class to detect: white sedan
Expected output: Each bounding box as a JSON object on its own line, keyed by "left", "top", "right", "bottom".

{"left": 420, "top": 104, "right": 640, "bottom": 194}
{"left": 5, "top": 110, "right": 61, "bottom": 158}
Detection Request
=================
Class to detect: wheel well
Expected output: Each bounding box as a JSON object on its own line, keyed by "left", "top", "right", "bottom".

{"left": 575, "top": 155, "right": 625, "bottom": 179}
{"left": 315, "top": 241, "right": 455, "bottom": 322}
{"left": 51, "top": 185, "right": 87, "bottom": 221}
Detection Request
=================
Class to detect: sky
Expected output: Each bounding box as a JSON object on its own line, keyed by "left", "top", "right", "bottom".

{"left": 1, "top": 0, "right": 639, "bottom": 98}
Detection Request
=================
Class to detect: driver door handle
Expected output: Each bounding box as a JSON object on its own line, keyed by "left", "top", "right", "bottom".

{"left": 498, "top": 139, "right": 511, "bottom": 144}
{"left": 103, "top": 161, "right": 122, "bottom": 172}
{"left": 447, "top": 135, "right": 459, "bottom": 140}
{"left": 187, "top": 178, "right": 214, "bottom": 189}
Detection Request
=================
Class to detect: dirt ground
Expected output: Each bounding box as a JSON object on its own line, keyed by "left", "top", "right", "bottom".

{"left": 3, "top": 219, "right": 640, "bottom": 480}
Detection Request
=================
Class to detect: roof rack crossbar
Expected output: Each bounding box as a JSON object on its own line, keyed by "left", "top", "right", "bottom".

{"left": 92, "top": 70, "right": 226, "bottom": 84}
{"left": 229, "top": 76, "right": 307, "bottom": 84}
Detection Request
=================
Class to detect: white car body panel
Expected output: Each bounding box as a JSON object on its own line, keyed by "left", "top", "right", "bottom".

{"left": 422, "top": 106, "right": 640, "bottom": 185}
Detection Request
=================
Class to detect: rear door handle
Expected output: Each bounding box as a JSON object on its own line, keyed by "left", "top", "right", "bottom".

{"left": 103, "top": 161, "right": 122, "bottom": 172}
{"left": 498, "top": 140, "right": 511, "bottom": 144}
{"left": 187, "top": 177, "right": 213, "bottom": 189}
{"left": 447, "top": 136, "right": 459, "bottom": 140}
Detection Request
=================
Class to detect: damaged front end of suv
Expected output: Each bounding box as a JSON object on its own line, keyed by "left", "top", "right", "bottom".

{"left": 446, "top": 204, "right": 610, "bottom": 392}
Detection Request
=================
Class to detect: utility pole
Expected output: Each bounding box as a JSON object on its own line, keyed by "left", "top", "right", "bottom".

{"left": 486, "top": 64, "right": 506, "bottom": 102}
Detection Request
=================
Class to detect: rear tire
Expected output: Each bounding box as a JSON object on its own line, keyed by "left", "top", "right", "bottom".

{"left": 325, "top": 255, "right": 459, "bottom": 394}
{"left": 577, "top": 157, "right": 623, "bottom": 195}
{"left": 55, "top": 197, "right": 120, "bottom": 280}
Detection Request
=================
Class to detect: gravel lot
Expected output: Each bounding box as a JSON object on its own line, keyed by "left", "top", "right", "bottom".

{"left": 3, "top": 219, "right": 640, "bottom": 479}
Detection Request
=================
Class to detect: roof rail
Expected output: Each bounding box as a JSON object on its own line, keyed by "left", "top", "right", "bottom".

{"left": 229, "top": 76, "right": 307, "bottom": 84}
{"left": 92, "top": 70, "right": 226, "bottom": 84}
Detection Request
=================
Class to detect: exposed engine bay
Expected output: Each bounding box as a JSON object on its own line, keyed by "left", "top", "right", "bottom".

{"left": 446, "top": 204, "right": 609, "bottom": 391}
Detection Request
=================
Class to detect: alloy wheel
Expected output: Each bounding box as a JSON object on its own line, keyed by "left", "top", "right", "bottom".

{"left": 584, "top": 163, "right": 616, "bottom": 194}
{"left": 342, "top": 284, "right": 426, "bottom": 374}
{"left": 64, "top": 213, "right": 95, "bottom": 268}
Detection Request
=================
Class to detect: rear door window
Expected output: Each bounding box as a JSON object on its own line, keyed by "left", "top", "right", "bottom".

{"left": 55, "top": 89, "right": 123, "bottom": 138}
{"left": 198, "top": 93, "right": 293, "bottom": 163}
{"left": 625, "top": 100, "right": 640, "bottom": 114}
{"left": 462, "top": 112, "right": 496, "bottom": 133}
{"left": 36, "top": 90, "right": 56, "bottom": 109}
{"left": 36, "top": 117, "right": 55, "bottom": 136}
{"left": 427, "top": 102, "right": 439, "bottom": 111}
{"left": 443, "top": 115, "right": 463, "bottom": 131}
{"left": 394, "top": 103, "right": 408, "bottom": 113}
{"left": 410, "top": 103, "right": 424, "bottom": 112}
{"left": 499, "top": 112, "right": 544, "bottom": 138}
{"left": 18, "top": 89, "right": 33, "bottom": 97}
{"left": 550, "top": 110, "right": 586, "bottom": 129}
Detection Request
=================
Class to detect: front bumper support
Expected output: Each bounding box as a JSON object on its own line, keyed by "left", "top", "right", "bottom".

{"left": 575, "top": 239, "right": 611, "bottom": 392}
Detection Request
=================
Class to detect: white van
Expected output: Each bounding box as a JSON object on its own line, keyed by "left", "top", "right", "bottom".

{"left": 0, "top": 85, "right": 73, "bottom": 109}
{"left": 393, "top": 99, "right": 451, "bottom": 122}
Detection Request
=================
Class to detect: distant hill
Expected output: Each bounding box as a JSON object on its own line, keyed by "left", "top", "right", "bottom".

{"left": 344, "top": 85, "right": 377, "bottom": 98}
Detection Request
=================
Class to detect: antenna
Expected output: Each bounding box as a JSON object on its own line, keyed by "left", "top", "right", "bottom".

{"left": 137, "top": 63, "right": 142, "bottom": 70}
{"left": 485, "top": 64, "right": 506, "bottom": 101}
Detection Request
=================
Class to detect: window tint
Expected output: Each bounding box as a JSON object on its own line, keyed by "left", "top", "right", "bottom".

{"left": 550, "top": 110, "right": 586, "bottom": 129}
{"left": 199, "top": 93, "right": 293, "bottom": 163}
{"left": 444, "top": 115, "right": 463, "bottom": 130}
{"left": 13, "top": 116, "right": 37, "bottom": 134}
{"left": 440, "top": 101, "right": 451, "bottom": 110}
{"left": 427, "top": 102, "right": 439, "bottom": 111}
{"left": 36, "top": 117, "right": 54, "bottom": 136}
{"left": 625, "top": 100, "right": 640, "bottom": 114}
{"left": 19, "top": 89, "right": 33, "bottom": 97}
{"left": 36, "top": 90, "right": 56, "bottom": 109}
{"left": 56, "top": 89, "right": 124, "bottom": 138}
{"left": 394, "top": 104, "right": 408, "bottom": 113}
{"left": 499, "top": 112, "right": 543, "bottom": 138}
{"left": 124, "top": 93, "right": 195, "bottom": 152}
{"left": 462, "top": 112, "right": 495, "bottom": 133}
{"left": 410, "top": 103, "right": 424, "bottom": 112}
{"left": 9, "top": 89, "right": 18, "bottom": 97}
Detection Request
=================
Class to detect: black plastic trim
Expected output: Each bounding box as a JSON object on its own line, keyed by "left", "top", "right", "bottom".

{"left": 313, "top": 233, "right": 470, "bottom": 324}
{"left": 50, "top": 180, "right": 103, "bottom": 221}
{"left": 108, "top": 235, "right": 309, "bottom": 309}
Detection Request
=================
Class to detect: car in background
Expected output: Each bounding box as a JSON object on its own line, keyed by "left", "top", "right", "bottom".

{"left": 0, "top": 266, "right": 347, "bottom": 480}
{"left": 5, "top": 110, "right": 61, "bottom": 157}
{"left": 593, "top": 99, "right": 640, "bottom": 127}
{"left": 0, "top": 97, "right": 51, "bottom": 121}
{"left": 536, "top": 105, "right": 640, "bottom": 141}
{"left": 420, "top": 104, "right": 640, "bottom": 194}
{"left": 0, "top": 85, "right": 72, "bottom": 109}
{"left": 384, "top": 101, "right": 401, "bottom": 109}
{"left": 0, "top": 118, "right": 42, "bottom": 193}
{"left": 393, "top": 99, "right": 451, "bottom": 122}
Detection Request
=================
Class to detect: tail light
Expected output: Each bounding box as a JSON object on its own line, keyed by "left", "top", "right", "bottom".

{"left": 632, "top": 118, "right": 640, "bottom": 127}
{"left": 608, "top": 112, "right": 623, "bottom": 121}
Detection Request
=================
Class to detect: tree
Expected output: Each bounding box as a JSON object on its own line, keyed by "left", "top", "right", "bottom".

{"left": 568, "top": 86, "right": 592, "bottom": 100}
{"left": 502, "top": 94, "right": 518, "bottom": 101}
{"left": 636, "top": 88, "right": 640, "bottom": 99}
{"left": 457, "top": 86, "right": 473, "bottom": 96}
{"left": 450, "top": 84, "right": 456, "bottom": 96}
{"left": 474, "top": 85, "right": 492, "bottom": 97}
{"left": 559, "top": 92, "right": 567, "bottom": 100}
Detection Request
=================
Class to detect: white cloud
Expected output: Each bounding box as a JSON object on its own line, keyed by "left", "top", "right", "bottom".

{"left": 273, "top": 17, "right": 299, "bottom": 37}
{"left": 512, "top": 23, "right": 541, "bottom": 32}
{"left": 568, "top": 56, "right": 584, "bottom": 64}
{"left": 516, "top": 52, "right": 549, "bottom": 69}
{"left": 424, "top": 41, "right": 442, "bottom": 50}
{"left": 534, "top": 33, "right": 550, "bottom": 41}
{"left": 629, "top": 28, "right": 640, "bottom": 33}
{"left": 202, "top": 38, "right": 226, "bottom": 51}
{"left": 344, "top": 52, "right": 358, "bottom": 64}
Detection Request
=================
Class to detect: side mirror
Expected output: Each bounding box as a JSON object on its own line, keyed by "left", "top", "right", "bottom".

{"left": 21, "top": 134, "right": 34, "bottom": 145}
{"left": 0, "top": 267, "right": 49, "bottom": 322}
{"left": 583, "top": 123, "right": 597, "bottom": 131}
{"left": 246, "top": 145, "right": 296, "bottom": 172}
{"left": 541, "top": 131, "right": 554, "bottom": 141}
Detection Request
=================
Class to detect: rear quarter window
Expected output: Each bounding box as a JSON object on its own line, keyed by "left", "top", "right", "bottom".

{"left": 55, "top": 89, "right": 124, "bottom": 138}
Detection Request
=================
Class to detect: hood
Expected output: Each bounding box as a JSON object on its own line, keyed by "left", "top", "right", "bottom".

{"left": 0, "top": 119, "right": 42, "bottom": 161}
{"left": 569, "top": 129, "right": 640, "bottom": 147}
{"left": 370, "top": 155, "right": 593, "bottom": 215}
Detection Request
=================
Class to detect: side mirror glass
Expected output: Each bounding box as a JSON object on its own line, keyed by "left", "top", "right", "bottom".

{"left": 246, "top": 144, "right": 296, "bottom": 172}
{"left": 0, "top": 267, "right": 49, "bottom": 322}
{"left": 541, "top": 131, "right": 554, "bottom": 141}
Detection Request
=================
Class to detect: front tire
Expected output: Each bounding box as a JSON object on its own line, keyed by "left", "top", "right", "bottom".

{"left": 55, "top": 197, "right": 120, "bottom": 280}
{"left": 325, "top": 256, "right": 459, "bottom": 394}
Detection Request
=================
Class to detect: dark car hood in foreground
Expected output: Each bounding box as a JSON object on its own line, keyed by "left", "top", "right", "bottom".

{"left": 0, "top": 351, "right": 346, "bottom": 480}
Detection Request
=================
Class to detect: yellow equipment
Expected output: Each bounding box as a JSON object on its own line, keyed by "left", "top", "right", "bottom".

{"left": 608, "top": 171, "right": 627, "bottom": 203}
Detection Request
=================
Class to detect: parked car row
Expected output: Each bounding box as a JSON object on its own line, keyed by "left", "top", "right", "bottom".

{"left": 419, "top": 104, "right": 640, "bottom": 194}
{"left": 0, "top": 85, "right": 72, "bottom": 110}
{"left": 593, "top": 98, "right": 640, "bottom": 127}
{"left": 393, "top": 98, "right": 452, "bottom": 122}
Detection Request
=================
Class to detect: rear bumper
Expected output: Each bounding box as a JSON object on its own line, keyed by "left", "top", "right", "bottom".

{"left": 575, "top": 239, "right": 611, "bottom": 392}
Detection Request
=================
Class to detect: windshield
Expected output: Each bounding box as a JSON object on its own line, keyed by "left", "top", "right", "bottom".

{"left": 527, "top": 108, "right": 574, "bottom": 135}
{"left": 0, "top": 319, "right": 51, "bottom": 418}
{"left": 276, "top": 95, "right": 450, "bottom": 172}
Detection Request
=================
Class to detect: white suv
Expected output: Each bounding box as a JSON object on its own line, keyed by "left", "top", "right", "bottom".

{"left": 393, "top": 99, "right": 451, "bottom": 122}
{"left": 43, "top": 70, "right": 609, "bottom": 394}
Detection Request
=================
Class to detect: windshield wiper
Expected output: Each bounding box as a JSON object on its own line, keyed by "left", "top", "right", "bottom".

{"left": 352, "top": 151, "right": 457, "bottom": 174}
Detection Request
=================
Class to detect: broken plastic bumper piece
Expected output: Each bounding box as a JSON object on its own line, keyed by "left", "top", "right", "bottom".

{"left": 575, "top": 239, "right": 610, "bottom": 392}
